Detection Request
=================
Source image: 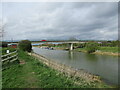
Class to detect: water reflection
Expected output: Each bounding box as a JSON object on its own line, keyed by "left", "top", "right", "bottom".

{"left": 85, "top": 53, "right": 98, "bottom": 61}
{"left": 68, "top": 51, "right": 74, "bottom": 60}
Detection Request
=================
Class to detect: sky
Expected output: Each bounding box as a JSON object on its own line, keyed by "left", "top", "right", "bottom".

{"left": 0, "top": 2, "right": 118, "bottom": 41}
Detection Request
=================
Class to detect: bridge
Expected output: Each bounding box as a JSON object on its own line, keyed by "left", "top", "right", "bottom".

{"left": 7, "top": 40, "right": 86, "bottom": 51}
{"left": 32, "top": 41, "right": 86, "bottom": 50}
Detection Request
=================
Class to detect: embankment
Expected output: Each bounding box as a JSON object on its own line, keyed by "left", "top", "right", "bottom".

{"left": 28, "top": 52, "right": 103, "bottom": 84}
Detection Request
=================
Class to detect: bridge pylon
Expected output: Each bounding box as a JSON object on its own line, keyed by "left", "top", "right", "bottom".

{"left": 69, "top": 43, "right": 73, "bottom": 51}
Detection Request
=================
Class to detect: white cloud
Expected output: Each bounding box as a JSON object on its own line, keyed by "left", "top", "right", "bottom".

{"left": 2, "top": 2, "right": 118, "bottom": 41}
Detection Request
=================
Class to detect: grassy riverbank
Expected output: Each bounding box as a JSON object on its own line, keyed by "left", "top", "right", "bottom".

{"left": 75, "top": 47, "right": 119, "bottom": 53}
{"left": 74, "top": 47, "right": 119, "bottom": 56}
{"left": 53, "top": 47, "right": 119, "bottom": 56}
{"left": 2, "top": 50, "right": 112, "bottom": 88}
{"left": 2, "top": 50, "right": 78, "bottom": 88}
{"left": 99, "top": 47, "right": 118, "bottom": 53}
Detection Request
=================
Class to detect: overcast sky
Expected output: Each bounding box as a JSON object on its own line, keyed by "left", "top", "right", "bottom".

{"left": 1, "top": 2, "right": 118, "bottom": 41}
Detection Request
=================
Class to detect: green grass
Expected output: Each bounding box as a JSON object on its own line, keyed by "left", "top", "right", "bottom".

{"left": 2, "top": 47, "right": 17, "bottom": 55}
{"left": 75, "top": 48, "right": 87, "bottom": 52}
{"left": 2, "top": 50, "right": 111, "bottom": 88}
{"left": 99, "top": 47, "right": 118, "bottom": 53}
{"left": 75, "top": 47, "right": 119, "bottom": 53}
{"left": 2, "top": 50, "right": 79, "bottom": 88}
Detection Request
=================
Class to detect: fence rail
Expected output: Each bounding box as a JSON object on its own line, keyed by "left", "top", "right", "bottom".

{"left": 1, "top": 50, "right": 17, "bottom": 58}
{"left": 2, "top": 50, "right": 18, "bottom": 62}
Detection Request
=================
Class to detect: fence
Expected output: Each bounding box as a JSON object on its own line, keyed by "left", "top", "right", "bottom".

{"left": 1, "top": 50, "right": 18, "bottom": 70}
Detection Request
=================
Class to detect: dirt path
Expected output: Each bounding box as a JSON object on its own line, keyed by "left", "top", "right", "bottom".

{"left": 20, "top": 60, "right": 39, "bottom": 88}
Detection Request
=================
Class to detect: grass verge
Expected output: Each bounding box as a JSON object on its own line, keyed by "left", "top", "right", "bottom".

{"left": 2, "top": 50, "right": 111, "bottom": 88}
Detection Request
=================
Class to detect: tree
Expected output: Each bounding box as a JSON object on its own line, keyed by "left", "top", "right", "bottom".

{"left": 0, "top": 20, "right": 6, "bottom": 41}
{"left": 77, "top": 43, "right": 86, "bottom": 48}
{"left": 69, "top": 36, "right": 77, "bottom": 41}
{"left": 86, "top": 43, "right": 99, "bottom": 53}
{"left": 111, "top": 40, "right": 119, "bottom": 47}
{"left": 1, "top": 42, "right": 8, "bottom": 47}
{"left": 18, "top": 40, "right": 32, "bottom": 52}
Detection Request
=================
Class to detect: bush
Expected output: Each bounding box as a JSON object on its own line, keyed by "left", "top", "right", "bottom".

{"left": 18, "top": 40, "right": 32, "bottom": 52}
{"left": 78, "top": 43, "right": 86, "bottom": 48}
{"left": 86, "top": 43, "right": 99, "bottom": 53}
{"left": 1, "top": 42, "right": 8, "bottom": 47}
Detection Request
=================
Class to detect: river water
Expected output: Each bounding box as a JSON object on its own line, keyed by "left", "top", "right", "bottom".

{"left": 33, "top": 47, "right": 118, "bottom": 85}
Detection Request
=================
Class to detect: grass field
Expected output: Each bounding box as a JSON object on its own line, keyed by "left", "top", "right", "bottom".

{"left": 99, "top": 47, "right": 118, "bottom": 53}
{"left": 75, "top": 47, "right": 118, "bottom": 53}
{"left": 2, "top": 50, "right": 111, "bottom": 88}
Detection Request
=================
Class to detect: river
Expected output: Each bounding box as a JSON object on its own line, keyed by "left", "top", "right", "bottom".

{"left": 33, "top": 47, "right": 118, "bottom": 85}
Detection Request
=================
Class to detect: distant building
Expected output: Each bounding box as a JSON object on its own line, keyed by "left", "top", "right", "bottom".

{"left": 97, "top": 42, "right": 102, "bottom": 44}
{"left": 1, "top": 42, "right": 8, "bottom": 47}
{"left": 41, "top": 40, "right": 46, "bottom": 41}
{"left": 8, "top": 43, "right": 17, "bottom": 48}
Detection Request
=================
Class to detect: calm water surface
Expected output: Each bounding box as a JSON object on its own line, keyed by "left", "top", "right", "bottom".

{"left": 33, "top": 47, "right": 118, "bottom": 85}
